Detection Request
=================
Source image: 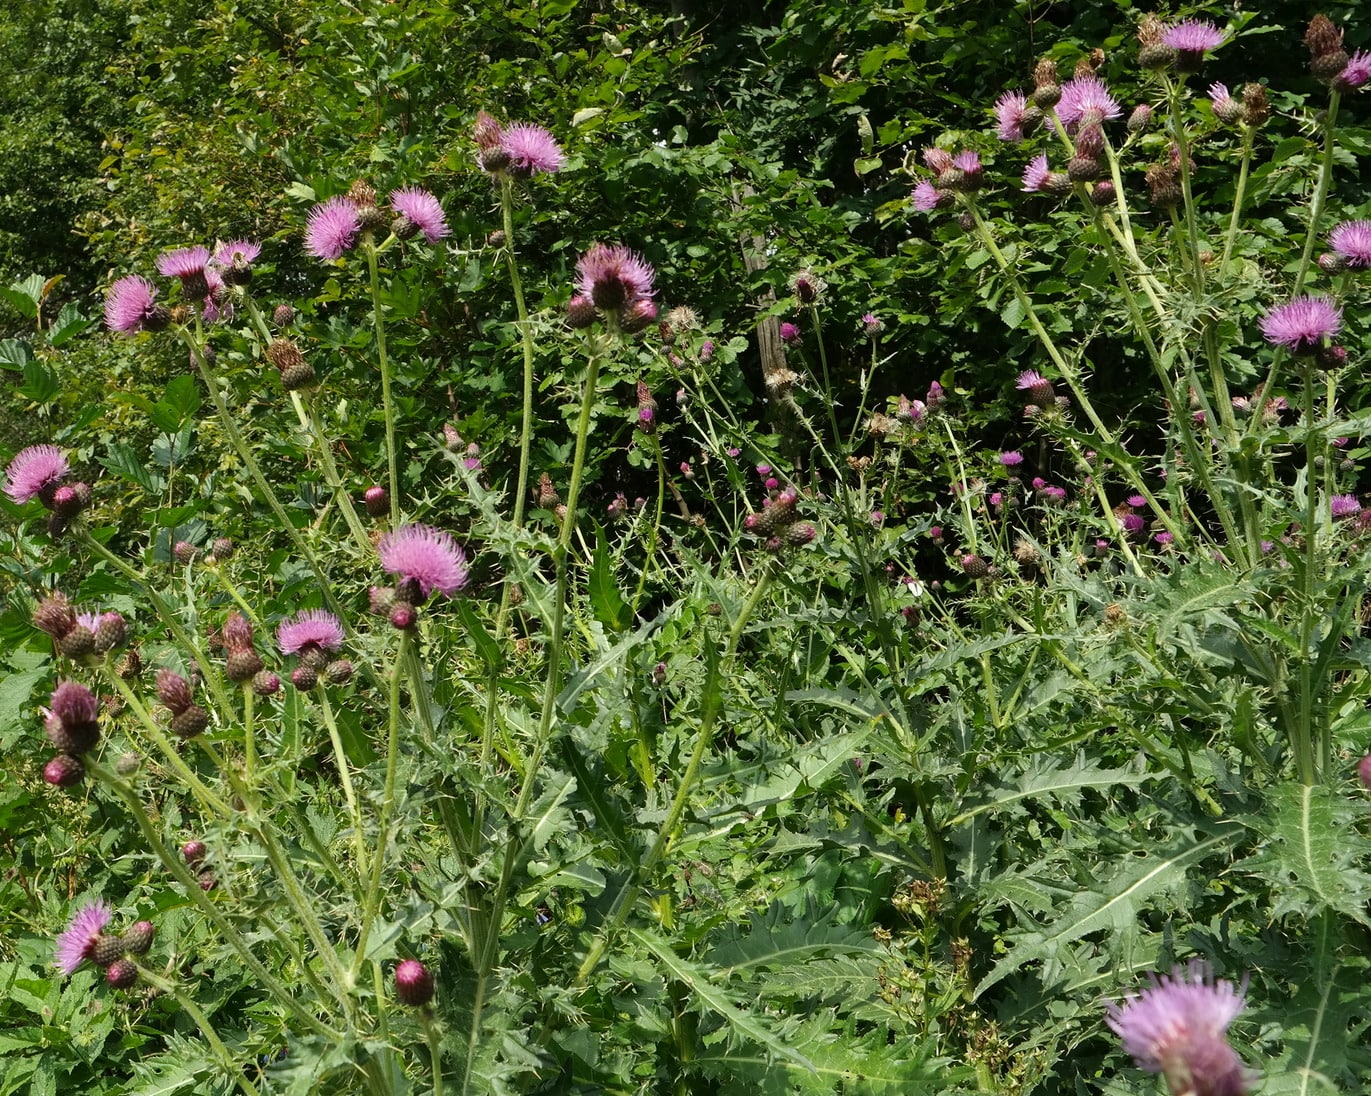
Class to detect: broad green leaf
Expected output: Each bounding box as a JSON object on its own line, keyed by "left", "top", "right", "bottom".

{"left": 48, "top": 303, "right": 94, "bottom": 347}
{"left": 949, "top": 752, "right": 1158, "bottom": 825}
{"left": 588, "top": 525, "right": 631, "bottom": 631}
{"left": 101, "top": 440, "right": 163, "bottom": 492}
{"left": 0, "top": 338, "right": 32, "bottom": 371}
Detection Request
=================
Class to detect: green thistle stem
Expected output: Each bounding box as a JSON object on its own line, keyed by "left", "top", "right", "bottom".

{"left": 364, "top": 239, "right": 401, "bottom": 525}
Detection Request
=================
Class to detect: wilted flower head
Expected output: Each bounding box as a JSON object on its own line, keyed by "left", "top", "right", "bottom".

{"left": 104, "top": 275, "right": 162, "bottom": 334}
{"left": 502, "top": 123, "right": 566, "bottom": 176}
{"left": 305, "top": 196, "right": 362, "bottom": 261}
{"left": 378, "top": 524, "right": 469, "bottom": 598}
{"left": 5, "top": 445, "right": 69, "bottom": 505}
{"left": 1106, "top": 960, "right": 1251, "bottom": 1096}
{"left": 276, "top": 609, "right": 345, "bottom": 656}
{"left": 1329, "top": 220, "right": 1371, "bottom": 268}
{"left": 1258, "top": 295, "right": 1342, "bottom": 351}
{"left": 1057, "top": 75, "right": 1122, "bottom": 128}
{"left": 55, "top": 899, "right": 112, "bottom": 975}
{"left": 575, "top": 243, "right": 655, "bottom": 313}
{"left": 389, "top": 186, "right": 451, "bottom": 244}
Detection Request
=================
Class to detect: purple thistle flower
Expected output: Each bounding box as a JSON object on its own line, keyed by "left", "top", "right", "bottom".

{"left": 1106, "top": 960, "right": 1251, "bottom": 1096}
{"left": 1162, "top": 21, "right": 1226, "bottom": 54}
{"left": 861, "top": 313, "right": 883, "bottom": 336}
{"left": 378, "top": 524, "right": 469, "bottom": 598}
{"left": 779, "top": 322, "right": 800, "bottom": 344}
{"left": 1121, "top": 512, "right": 1146, "bottom": 535}
{"left": 575, "top": 243, "right": 655, "bottom": 312}
{"left": 104, "top": 275, "right": 160, "bottom": 334}
{"left": 502, "top": 123, "right": 566, "bottom": 176}
{"left": 994, "top": 90, "right": 1029, "bottom": 141}
{"left": 212, "top": 239, "right": 261, "bottom": 268}
{"left": 55, "top": 899, "right": 112, "bottom": 975}
{"left": 1126, "top": 495, "right": 1146, "bottom": 508}
{"left": 276, "top": 609, "right": 345, "bottom": 656}
{"left": 999, "top": 451, "right": 1024, "bottom": 467}
{"left": 1022, "top": 153, "right": 1053, "bottom": 192}
{"left": 1016, "top": 370, "right": 1047, "bottom": 391}
{"left": 156, "top": 245, "right": 211, "bottom": 283}
{"left": 1329, "top": 220, "right": 1371, "bottom": 268}
{"left": 389, "top": 187, "right": 451, "bottom": 244}
{"left": 1335, "top": 50, "right": 1371, "bottom": 92}
{"left": 305, "top": 196, "right": 362, "bottom": 261}
{"left": 201, "top": 268, "right": 232, "bottom": 324}
{"left": 1258, "top": 295, "right": 1342, "bottom": 351}
{"left": 1155, "top": 531, "right": 1174, "bottom": 545}
{"left": 1057, "top": 75, "right": 1122, "bottom": 128}
{"left": 951, "top": 149, "right": 981, "bottom": 173}
{"left": 5, "top": 444, "right": 69, "bottom": 505}
{"left": 50, "top": 681, "right": 99, "bottom": 727}
{"left": 911, "top": 180, "right": 949, "bottom": 211}
{"left": 1331, "top": 493, "right": 1361, "bottom": 519}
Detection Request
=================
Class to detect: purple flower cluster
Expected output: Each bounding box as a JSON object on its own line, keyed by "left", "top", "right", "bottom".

{"left": 1258, "top": 295, "right": 1342, "bottom": 352}
{"left": 474, "top": 112, "right": 566, "bottom": 177}
{"left": 378, "top": 524, "right": 469, "bottom": 599}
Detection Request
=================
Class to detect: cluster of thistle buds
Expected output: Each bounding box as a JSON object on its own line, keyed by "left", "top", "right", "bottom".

{"left": 182, "top": 839, "right": 218, "bottom": 892}
{"left": 33, "top": 592, "right": 126, "bottom": 664}
{"left": 56, "top": 900, "right": 156, "bottom": 989}
{"left": 217, "top": 611, "right": 277, "bottom": 696}
{"left": 4, "top": 445, "right": 92, "bottom": 536}
{"left": 265, "top": 336, "right": 316, "bottom": 391}
{"left": 1305, "top": 14, "right": 1371, "bottom": 90}
{"left": 742, "top": 469, "right": 816, "bottom": 552}
{"left": 533, "top": 472, "right": 569, "bottom": 526}
{"left": 635, "top": 380, "right": 658, "bottom": 434}
{"left": 157, "top": 668, "right": 210, "bottom": 740}
{"left": 40, "top": 680, "right": 102, "bottom": 788}
{"left": 868, "top": 380, "right": 946, "bottom": 440}
{"left": 1015, "top": 370, "right": 1071, "bottom": 419}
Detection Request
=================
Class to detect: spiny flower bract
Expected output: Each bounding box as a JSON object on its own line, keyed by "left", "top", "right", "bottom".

{"left": 378, "top": 524, "right": 469, "bottom": 598}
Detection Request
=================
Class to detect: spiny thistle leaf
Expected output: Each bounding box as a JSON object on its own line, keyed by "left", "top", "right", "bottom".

{"left": 1245, "top": 783, "right": 1371, "bottom": 926}
{"left": 949, "top": 751, "right": 1159, "bottom": 825}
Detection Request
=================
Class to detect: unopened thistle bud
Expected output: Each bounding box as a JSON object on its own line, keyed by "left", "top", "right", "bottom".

{"left": 211, "top": 536, "right": 235, "bottom": 561}
{"left": 252, "top": 669, "right": 281, "bottom": 696}
{"left": 536, "top": 472, "right": 560, "bottom": 510}
{"left": 1145, "top": 164, "right": 1183, "bottom": 208}
{"left": 567, "top": 295, "right": 597, "bottom": 328}
{"left": 43, "top": 753, "right": 85, "bottom": 787}
{"left": 960, "top": 553, "right": 989, "bottom": 579}
{"left": 325, "top": 659, "right": 354, "bottom": 684}
{"left": 181, "top": 840, "right": 207, "bottom": 865}
{"left": 122, "top": 921, "right": 155, "bottom": 957}
{"left": 1127, "top": 104, "right": 1152, "bottom": 133}
{"left": 272, "top": 303, "right": 295, "bottom": 328}
{"left": 395, "top": 959, "right": 435, "bottom": 1006}
{"left": 290, "top": 665, "right": 318, "bottom": 690}
{"left": 171, "top": 704, "right": 209, "bottom": 739}
{"left": 58, "top": 626, "right": 97, "bottom": 660}
{"left": 364, "top": 485, "right": 389, "bottom": 518}
{"left": 620, "top": 298, "right": 658, "bottom": 334}
{"left": 156, "top": 669, "right": 194, "bottom": 714}
{"left": 390, "top": 604, "right": 417, "bottom": 631}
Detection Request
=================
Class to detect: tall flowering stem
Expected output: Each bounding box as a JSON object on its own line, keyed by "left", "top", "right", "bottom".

{"left": 1292, "top": 90, "right": 1343, "bottom": 298}
{"left": 1221, "top": 123, "right": 1259, "bottom": 273}
{"left": 365, "top": 239, "right": 401, "bottom": 525}
{"left": 179, "top": 329, "right": 355, "bottom": 633}
{"left": 461, "top": 337, "right": 605, "bottom": 1095}
{"left": 350, "top": 629, "right": 411, "bottom": 984}
{"left": 240, "top": 295, "right": 373, "bottom": 554}
{"left": 500, "top": 175, "right": 538, "bottom": 534}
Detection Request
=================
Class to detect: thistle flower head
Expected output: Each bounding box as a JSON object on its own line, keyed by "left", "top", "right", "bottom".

{"left": 911, "top": 180, "right": 950, "bottom": 211}
{"left": 50, "top": 681, "right": 98, "bottom": 728}
{"left": 1335, "top": 50, "right": 1371, "bottom": 92}
{"left": 389, "top": 186, "right": 451, "bottom": 244}
{"left": 1331, "top": 493, "right": 1361, "bottom": 519}
{"left": 501, "top": 123, "right": 566, "bottom": 176}
{"left": 1329, "top": 220, "right": 1371, "bottom": 268}
{"left": 276, "top": 609, "right": 345, "bottom": 656}
{"left": 212, "top": 239, "right": 261, "bottom": 268}
{"left": 1258, "top": 295, "right": 1342, "bottom": 351}
{"left": 104, "top": 275, "right": 161, "bottom": 334}
{"left": 156, "top": 244, "right": 210, "bottom": 283}
{"left": 55, "top": 900, "right": 113, "bottom": 975}
{"left": 378, "top": 524, "right": 469, "bottom": 598}
{"left": 994, "top": 90, "right": 1029, "bottom": 141}
{"left": 575, "top": 243, "right": 655, "bottom": 312}
{"left": 5, "top": 445, "right": 69, "bottom": 505}
{"left": 1162, "top": 20, "right": 1226, "bottom": 54}
{"left": 305, "top": 196, "right": 362, "bottom": 261}
{"left": 395, "top": 959, "right": 435, "bottom": 1006}
{"left": 1106, "top": 960, "right": 1251, "bottom": 1096}
{"left": 1057, "top": 75, "right": 1122, "bottom": 128}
